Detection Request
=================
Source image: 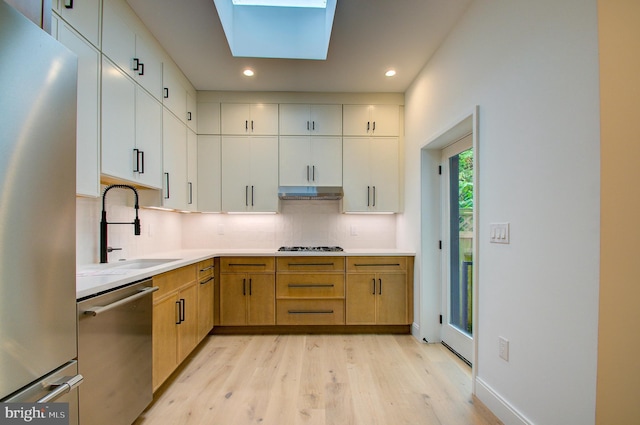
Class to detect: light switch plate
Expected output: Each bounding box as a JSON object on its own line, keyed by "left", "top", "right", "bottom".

{"left": 499, "top": 336, "right": 509, "bottom": 361}
{"left": 489, "top": 223, "right": 510, "bottom": 244}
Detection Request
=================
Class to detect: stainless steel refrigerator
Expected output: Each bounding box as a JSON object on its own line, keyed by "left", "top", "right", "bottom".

{"left": 0, "top": 1, "right": 82, "bottom": 423}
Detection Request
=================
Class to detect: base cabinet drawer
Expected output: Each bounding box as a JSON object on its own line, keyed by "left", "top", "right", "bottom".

{"left": 276, "top": 273, "right": 345, "bottom": 298}
{"left": 277, "top": 299, "right": 345, "bottom": 325}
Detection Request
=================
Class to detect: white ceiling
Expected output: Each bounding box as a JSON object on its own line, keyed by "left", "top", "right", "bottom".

{"left": 125, "top": 0, "right": 472, "bottom": 93}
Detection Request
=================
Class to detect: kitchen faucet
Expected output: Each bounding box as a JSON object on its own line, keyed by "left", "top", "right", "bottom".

{"left": 100, "top": 184, "right": 141, "bottom": 263}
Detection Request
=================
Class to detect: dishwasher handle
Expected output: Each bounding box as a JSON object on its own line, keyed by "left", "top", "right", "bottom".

{"left": 36, "top": 374, "right": 84, "bottom": 403}
{"left": 83, "top": 286, "right": 159, "bottom": 317}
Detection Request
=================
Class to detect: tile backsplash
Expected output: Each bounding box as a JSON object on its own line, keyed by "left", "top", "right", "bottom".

{"left": 77, "top": 196, "right": 396, "bottom": 266}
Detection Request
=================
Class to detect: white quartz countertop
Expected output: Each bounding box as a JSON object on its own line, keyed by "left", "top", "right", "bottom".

{"left": 76, "top": 248, "right": 415, "bottom": 300}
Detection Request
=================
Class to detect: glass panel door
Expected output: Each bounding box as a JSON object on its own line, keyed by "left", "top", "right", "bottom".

{"left": 441, "top": 135, "right": 473, "bottom": 364}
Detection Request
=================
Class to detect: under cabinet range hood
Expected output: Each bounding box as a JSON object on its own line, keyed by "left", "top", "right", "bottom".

{"left": 278, "top": 186, "right": 343, "bottom": 200}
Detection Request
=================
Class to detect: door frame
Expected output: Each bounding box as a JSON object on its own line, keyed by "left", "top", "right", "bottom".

{"left": 419, "top": 106, "right": 479, "bottom": 392}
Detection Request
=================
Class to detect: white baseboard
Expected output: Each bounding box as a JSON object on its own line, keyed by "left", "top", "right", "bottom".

{"left": 475, "top": 377, "right": 533, "bottom": 425}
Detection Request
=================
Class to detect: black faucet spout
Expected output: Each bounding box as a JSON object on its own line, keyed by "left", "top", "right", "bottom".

{"left": 100, "top": 184, "right": 141, "bottom": 263}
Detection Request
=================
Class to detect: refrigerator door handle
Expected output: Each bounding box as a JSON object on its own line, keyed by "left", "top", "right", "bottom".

{"left": 36, "top": 374, "right": 84, "bottom": 403}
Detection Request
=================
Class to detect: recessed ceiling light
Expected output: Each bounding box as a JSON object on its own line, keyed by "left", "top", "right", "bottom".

{"left": 243, "top": 69, "right": 255, "bottom": 77}
{"left": 385, "top": 69, "right": 397, "bottom": 77}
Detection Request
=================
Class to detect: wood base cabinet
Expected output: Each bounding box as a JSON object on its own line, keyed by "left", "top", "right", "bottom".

{"left": 346, "top": 257, "right": 413, "bottom": 325}
{"left": 276, "top": 256, "right": 345, "bottom": 325}
{"left": 219, "top": 257, "right": 275, "bottom": 326}
{"left": 197, "top": 258, "right": 215, "bottom": 341}
{"left": 152, "top": 264, "right": 198, "bottom": 391}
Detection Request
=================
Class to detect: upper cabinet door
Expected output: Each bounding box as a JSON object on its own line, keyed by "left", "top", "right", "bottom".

{"left": 102, "top": 0, "right": 163, "bottom": 100}
{"left": 221, "top": 103, "right": 278, "bottom": 135}
{"left": 197, "top": 102, "right": 221, "bottom": 135}
{"left": 279, "top": 104, "right": 342, "bottom": 136}
{"left": 54, "top": 17, "right": 100, "bottom": 197}
{"left": 310, "top": 104, "right": 342, "bottom": 136}
{"left": 53, "top": 0, "right": 101, "bottom": 48}
{"left": 343, "top": 104, "right": 399, "bottom": 137}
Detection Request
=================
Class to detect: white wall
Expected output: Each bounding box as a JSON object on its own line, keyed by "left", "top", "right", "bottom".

{"left": 399, "top": 1, "right": 600, "bottom": 424}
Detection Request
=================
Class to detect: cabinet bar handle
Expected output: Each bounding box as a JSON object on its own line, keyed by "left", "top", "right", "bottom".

{"left": 138, "top": 62, "right": 144, "bottom": 76}
{"left": 367, "top": 121, "right": 370, "bottom": 132}
{"left": 251, "top": 120, "right": 254, "bottom": 131}
{"left": 353, "top": 263, "right": 401, "bottom": 267}
{"left": 139, "top": 150, "right": 144, "bottom": 174}
{"left": 133, "top": 148, "right": 140, "bottom": 173}
{"left": 251, "top": 186, "right": 254, "bottom": 206}
{"left": 367, "top": 186, "right": 370, "bottom": 207}
{"left": 199, "top": 266, "right": 214, "bottom": 272}
{"left": 133, "top": 58, "right": 140, "bottom": 71}
{"left": 312, "top": 165, "right": 315, "bottom": 181}
{"left": 373, "top": 186, "right": 376, "bottom": 207}
{"left": 372, "top": 278, "right": 376, "bottom": 295}
{"left": 245, "top": 120, "right": 248, "bottom": 131}
{"left": 228, "top": 263, "right": 267, "bottom": 267}
{"left": 187, "top": 112, "right": 192, "bottom": 121}
{"left": 245, "top": 185, "right": 248, "bottom": 206}
{"left": 373, "top": 121, "right": 376, "bottom": 132}
{"left": 312, "top": 121, "right": 315, "bottom": 131}
{"left": 288, "top": 310, "right": 334, "bottom": 314}
{"left": 164, "top": 173, "right": 170, "bottom": 199}
{"left": 180, "top": 299, "right": 185, "bottom": 322}
{"left": 307, "top": 165, "right": 310, "bottom": 182}
{"left": 249, "top": 278, "right": 252, "bottom": 295}
{"left": 307, "top": 121, "right": 310, "bottom": 131}
{"left": 200, "top": 276, "right": 214, "bottom": 285}
{"left": 64, "top": 0, "right": 73, "bottom": 8}
{"left": 288, "top": 284, "right": 335, "bottom": 288}
{"left": 175, "top": 301, "right": 181, "bottom": 324}
{"left": 288, "top": 263, "right": 335, "bottom": 266}
{"left": 188, "top": 182, "right": 193, "bottom": 205}
{"left": 164, "top": 87, "right": 169, "bottom": 98}
{"left": 242, "top": 278, "right": 246, "bottom": 296}
{"left": 379, "top": 278, "right": 382, "bottom": 295}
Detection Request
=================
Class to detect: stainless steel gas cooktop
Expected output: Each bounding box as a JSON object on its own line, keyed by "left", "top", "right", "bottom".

{"left": 278, "top": 246, "right": 344, "bottom": 252}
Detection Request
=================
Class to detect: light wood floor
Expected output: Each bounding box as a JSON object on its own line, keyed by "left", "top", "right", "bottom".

{"left": 134, "top": 334, "right": 502, "bottom": 425}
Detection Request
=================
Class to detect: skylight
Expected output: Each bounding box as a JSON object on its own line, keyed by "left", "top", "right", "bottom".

{"left": 214, "top": 0, "right": 337, "bottom": 60}
{"left": 231, "top": 0, "right": 327, "bottom": 8}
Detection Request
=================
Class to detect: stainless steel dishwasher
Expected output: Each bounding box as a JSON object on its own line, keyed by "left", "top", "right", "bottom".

{"left": 77, "top": 279, "right": 158, "bottom": 425}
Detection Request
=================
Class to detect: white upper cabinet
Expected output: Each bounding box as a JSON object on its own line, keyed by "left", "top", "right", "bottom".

{"left": 53, "top": 15, "right": 101, "bottom": 197}
{"left": 342, "top": 137, "right": 399, "bottom": 213}
{"left": 186, "top": 129, "right": 198, "bottom": 211}
{"left": 279, "top": 136, "right": 342, "bottom": 187}
{"left": 102, "top": 0, "right": 163, "bottom": 100}
{"left": 52, "top": 0, "right": 101, "bottom": 48}
{"left": 197, "top": 135, "right": 222, "bottom": 212}
{"left": 343, "top": 104, "right": 399, "bottom": 137}
{"left": 198, "top": 102, "right": 221, "bottom": 135}
{"left": 221, "top": 136, "right": 279, "bottom": 212}
{"left": 279, "top": 104, "right": 342, "bottom": 136}
{"left": 221, "top": 103, "right": 278, "bottom": 135}
{"left": 101, "top": 57, "right": 162, "bottom": 189}
{"left": 186, "top": 91, "right": 197, "bottom": 132}
{"left": 162, "top": 109, "right": 188, "bottom": 210}
{"left": 161, "top": 60, "right": 187, "bottom": 119}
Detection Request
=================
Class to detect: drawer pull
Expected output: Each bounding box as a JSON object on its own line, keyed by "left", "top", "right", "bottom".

{"left": 288, "top": 310, "right": 334, "bottom": 314}
{"left": 288, "top": 263, "right": 335, "bottom": 267}
{"left": 200, "top": 276, "right": 214, "bottom": 285}
{"left": 353, "top": 263, "right": 401, "bottom": 267}
{"left": 229, "top": 263, "right": 266, "bottom": 267}
{"left": 288, "top": 284, "right": 334, "bottom": 288}
{"left": 199, "top": 265, "right": 214, "bottom": 272}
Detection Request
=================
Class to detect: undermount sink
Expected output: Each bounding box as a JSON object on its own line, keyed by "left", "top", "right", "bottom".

{"left": 111, "top": 258, "right": 181, "bottom": 270}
